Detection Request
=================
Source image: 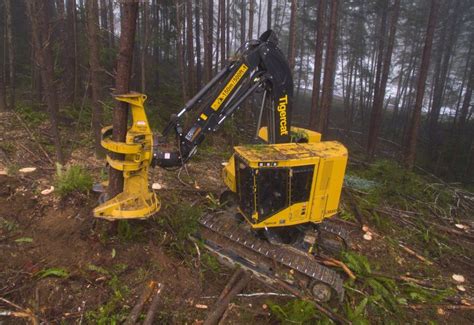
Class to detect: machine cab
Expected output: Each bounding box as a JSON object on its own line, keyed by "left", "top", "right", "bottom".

{"left": 229, "top": 142, "right": 348, "bottom": 229}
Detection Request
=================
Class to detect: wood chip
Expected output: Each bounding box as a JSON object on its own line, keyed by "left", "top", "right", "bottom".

{"left": 41, "top": 186, "right": 55, "bottom": 195}
{"left": 151, "top": 183, "right": 162, "bottom": 190}
{"left": 457, "top": 285, "right": 466, "bottom": 292}
{"left": 195, "top": 304, "right": 208, "bottom": 309}
{"left": 363, "top": 233, "right": 373, "bottom": 241}
{"left": 0, "top": 169, "right": 7, "bottom": 175}
{"left": 19, "top": 167, "right": 37, "bottom": 173}
{"left": 452, "top": 274, "right": 465, "bottom": 283}
{"left": 437, "top": 307, "right": 445, "bottom": 315}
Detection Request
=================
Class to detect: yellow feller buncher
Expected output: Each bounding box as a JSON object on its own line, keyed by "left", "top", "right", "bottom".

{"left": 94, "top": 30, "right": 349, "bottom": 302}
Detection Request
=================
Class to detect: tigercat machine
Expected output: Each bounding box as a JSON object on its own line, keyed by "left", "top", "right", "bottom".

{"left": 94, "top": 30, "right": 349, "bottom": 302}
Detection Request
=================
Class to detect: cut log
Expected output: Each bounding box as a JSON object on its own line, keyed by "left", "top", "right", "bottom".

{"left": 143, "top": 283, "right": 164, "bottom": 325}
{"left": 124, "top": 280, "right": 156, "bottom": 325}
{"left": 204, "top": 271, "right": 251, "bottom": 325}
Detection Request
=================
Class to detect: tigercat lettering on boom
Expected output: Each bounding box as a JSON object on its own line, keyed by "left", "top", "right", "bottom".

{"left": 211, "top": 64, "right": 249, "bottom": 111}
{"left": 278, "top": 95, "right": 289, "bottom": 136}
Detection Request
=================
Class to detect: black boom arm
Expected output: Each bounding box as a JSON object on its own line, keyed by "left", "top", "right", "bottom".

{"left": 153, "top": 30, "right": 293, "bottom": 168}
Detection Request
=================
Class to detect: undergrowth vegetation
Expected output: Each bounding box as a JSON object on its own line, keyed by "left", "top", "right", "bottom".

{"left": 55, "top": 164, "right": 93, "bottom": 197}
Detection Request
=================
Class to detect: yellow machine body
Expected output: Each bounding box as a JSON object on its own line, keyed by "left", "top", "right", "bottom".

{"left": 223, "top": 140, "right": 348, "bottom": 229}
{"left": 93, "top": 93, "right": 160, "bottom": 220}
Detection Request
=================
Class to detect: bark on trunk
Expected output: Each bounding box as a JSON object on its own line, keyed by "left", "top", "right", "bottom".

{"left": 220, "top": 0, "right": 226, "bottom": 68}
{"left": 287, "top": 0, "right": 297, "bottom": 73}
{"left": 186, "top": 0, "right": 196, "bottom": 94}
{"left": 66, "top": 0, "right": 79, "bottom": 105}
{"left": 404, "top": 0, "right": 439, "bottom": 169}
{"left": 140, "top": 1, "right": 149, "bottom": 92}
{"left": 4, "top": 0, "right": 14, "bottom": 109}
{"left": 203, "top": 0, "right": 213, "bottom": 82}
{"left": 195, "top": 0, "right": 202, "bottom": 88}
{"left": 26, "top": 0, "right": 64, "bottom": 164}
{"left": 86, "top": 0, "right": 103, "bottom": 157}
{"left": 248, "top": 0, "right": 254, "bottom": 40}
{"left": 309, "top": 0, "right": 326, "bottom": 130}
{"left": 267, "top": 0, "right": 272, "bottom": 30}
{"left": 318, "top": 0, "right": 339, "bottom": 135}
{"left": 367, "top": 0, "right": 400, "bottom": 157}
{"left": 176, "top": 0, "right": 188, "bottom": 100}
{"left": 108, "top": 0, "right": 139, "bottom": 198}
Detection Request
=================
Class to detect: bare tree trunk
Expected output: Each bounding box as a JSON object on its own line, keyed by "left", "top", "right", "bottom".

{"left": 428, "top": 0, "right": 461, "bottom": 154}
{"left": 108, "top": 0, "right": 115, "bottom": 47}
{"left": 108, "top": 0, "right": 139, "bottom": 198}
{"left": 99, "top": 0, "right": 108, "bottom": 29}
{"left": 367, "top": 0, "right": 400, "bottom": 157}
{"left": 220, "top": 0, "right": 226, "bottom": 68}
{"left": 86, "top": 0, "right": 103, "bottom": 157}
{"left": 266, "top": 0, "right": 272, "bottom": 30}
{"left": 457, "top": 61, "right": 473, "bottom": 137}
{"left": 26, "top": 0, "right": 64, "bottom": 164}
{"left": 287, "top": 0, "right": 297, "bottom": 73}
{"left": 176, "top": 0, "right": 188, "bottom": 100}
{"left": 140, "top": 1, "right": 149, "bottom": 92}
{"left": 66, "top": 0, "right": 78, "bottom": 105}
{"left": 309, "top": 0, "right": 326, "bottom": 130}
{"left": 4, "top": 0, "right": 14, "bottom": 109}
{"left": 318, "top": 0, "right": 339, "bottom": 135}
{"left": 248, "top": 0, "right": 254, "bottom": 39}
{"left": 404, "top": 0, "right": 439, "bottom": 169}
{"left": 195, "top": 0, "right": 202, "bottom": 88}
{"left": 203, "top": 0, "right": 213, "bottom": 82}
{"left": 186, "top": 0, "right": 196, "bottom": 94}
{"left": 0, "top": 67, "right": 6, "bottom": 111}
{"left": 257, "top": 0, "right": 262, "bottom": 35}
{"left": 240, "top": 0, "right": 246, "bottom": 45}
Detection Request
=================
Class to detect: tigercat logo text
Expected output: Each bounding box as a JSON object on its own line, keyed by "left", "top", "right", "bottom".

{"left": 211, "top": 64, "right": 249, "bottom": 111}
{"left": 278, "top": 95, "right": 289, "bottom": 136}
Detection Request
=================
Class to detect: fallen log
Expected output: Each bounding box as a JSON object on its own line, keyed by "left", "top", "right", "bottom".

{"left": 124, "top": 280, "right": 156, "bottom": 325}
{"left": 143, "top": 283, "right": 164, "bottom": 325}
{"left": 204, "top": 270, "right": 251, "bottom": 325}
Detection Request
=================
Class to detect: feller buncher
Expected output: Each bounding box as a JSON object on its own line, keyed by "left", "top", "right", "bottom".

{"left": 94, "top": 30, "right": 349, "bottom": 302}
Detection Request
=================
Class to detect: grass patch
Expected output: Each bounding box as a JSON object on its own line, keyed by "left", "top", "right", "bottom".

{"left": 55, "top": 164, "right": 93, "bottom": 197}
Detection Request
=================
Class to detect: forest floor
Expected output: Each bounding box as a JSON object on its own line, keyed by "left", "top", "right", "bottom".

{"left": 1, "top": 109, "right": 474, "bottom": 324}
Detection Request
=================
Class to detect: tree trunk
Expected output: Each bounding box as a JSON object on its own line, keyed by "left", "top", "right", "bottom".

{"left": 66, "top": 0, "right": 78, "bottom": 105}
{"left": 99, "top": 0, "right": 108, "bottom": 29}
{"left": 404, "top": 0, "right": 439, "bottom": 169}
{"left": 0, "top": 68, "right": 6, "bottom": 111}
{"left": 108, "top": 0, "right": 115, "bottom": 47}
{"left": 220, "top": 0, "right": 226, "bottom": 68}
{"left": 140, "top": 1, "right": 149, "bottom": 92}
{"left": 4, "top": 0, "right": 14, "bottom": 109}
{"left": 26, "top": 0, "right": 64, "bottom": 164}
{"left": 108, "top": 0, "right": 139, "bottom": 198}
{"left": 309, "top": 0, "right": 326, "bottom": 130}
{"left": 287, "top": 0, "right": 297, "bottom": 73}
{"left": 367, "top": 0, "right": 400, "bottom": 157}
{"left": 176, "top": 0, "right": 188, "bottom": 100}
{"left": 257, "top": 0, "right": 262, "bottom": 36}
{"left": 457, "top": 61, "right": 473, "bottom": 137}
{"left": 186, "top": 0, "right": 196, "bottom": 94}
{"left": 203, "top": 0, "right": 213, "bottom": 82}
{"left": 195, "top": 0, "right": 202, "bottom": 88}
{"left": 240, "top": 0, "right": 246, "bottom": 45}
{"left": 266, "top": 0, "right": 272, "bottom": 30}
{"left": 248, "top": 0, "right": 254, "bottom": 39}
{"left": 318, "top": 0, "right": 339, "bottom": 135}
{"left": 86, "top": 0, "right": 103, "bottom": 157}
{"left": 428, "top": 0, "right": 462, "bottom": 155}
